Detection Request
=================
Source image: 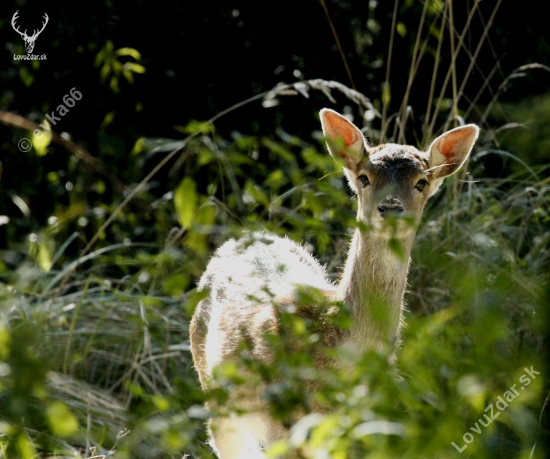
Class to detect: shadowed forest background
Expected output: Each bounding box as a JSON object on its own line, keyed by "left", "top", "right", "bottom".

{"left": 0, "top": 0, "right": 549, "bottom": 457}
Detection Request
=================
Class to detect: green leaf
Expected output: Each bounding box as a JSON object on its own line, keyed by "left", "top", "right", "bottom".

{"left": 382, "top": 81, "right": 391, "bottom": 107}
{"left": 99, "top": 63, "right": 111, "bottom": 82}
{"left": 176, "top": 119, "right": 215, "bottom": 135}
{"left": 32, "top": 130, "right": 52, "bottom": 156}
{"left": 245, "top": 180, "right": 270, "bottom": 207}
{"left": 101, "top": 111, "right": 115, "bottom": 129}
{"left": 174, "top": 177, "right": 197, "bottom": 229}
{"left": 37, "top": 240, "right": 53, "bottom": 271}
{"left": 16, "top": 433, "right": 36, "bottom": 459}
{"left": 396, "top": 22, "right": 407, "bottom": 37}
{"left": 131, "top": 137, "right": 146, "bottom": 155}
{"left": 125, "top": 62, "right": 146, "bottom": 74}
{"left": 0, "top": 323, "right": 10, "bottom": 358}
{"left": 152, "top": 395, "right": 170, "bottom": 411}
{"left": 46, "top": 401, "right": 79, "bottom": 437}
{"left": 162, "top": 272, "right": 190, "bottom": 297}
{"left": 266, "top": 440, "right": 290, "bottom": 458}
{"left": 186, "top": 204, "right": 217, "bottom": 254}
{"left": 115, "top": 47, "right": 142, "bottom": 60}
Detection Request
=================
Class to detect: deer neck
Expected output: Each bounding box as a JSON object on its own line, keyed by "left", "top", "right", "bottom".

{"left": 337, "top": 228, "right": 415, "bottom": 350}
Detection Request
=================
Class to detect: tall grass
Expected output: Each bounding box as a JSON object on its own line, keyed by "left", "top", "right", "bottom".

{"left": 1, "top": 0, "right": 549, "bottom": 458}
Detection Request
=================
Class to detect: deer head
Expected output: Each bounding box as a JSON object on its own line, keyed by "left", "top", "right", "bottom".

{"left": 320, "top": 108, "right": 479, "bottom": 238}
{"left": 12, "top": 11, "right": 49, "bottom": 54}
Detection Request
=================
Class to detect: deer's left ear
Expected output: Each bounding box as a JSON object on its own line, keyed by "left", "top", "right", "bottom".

{"left": 427, "top": 124, "right": 479, "bottom": 180}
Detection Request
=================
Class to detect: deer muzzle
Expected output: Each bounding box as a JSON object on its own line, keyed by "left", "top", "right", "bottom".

{"left": 378, "top": 197, "right": 403, "bottom": 216}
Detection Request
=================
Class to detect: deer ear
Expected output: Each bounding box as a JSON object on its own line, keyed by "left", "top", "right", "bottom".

{"left": 427, "top": 124, "right": 479, "bottom": 179}
{"left": 320, "top": 108, "right": 366, "bottom": 172}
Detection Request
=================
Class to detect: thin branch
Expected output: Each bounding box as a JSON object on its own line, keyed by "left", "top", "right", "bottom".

{"left": 380, "top": 0, "right": 400, "bottom": 142}
{"left": 444, "top": 0, "right": 503, "bottom": 130}
{"left": 0, "top": 110, "right": 141, "bottom": 204}
{"left": 448, "top": 0, "right": 458, "bottom": 128}
{"left": 423, "top": 1, "right": 448, "bottom": 147}
{"left": 319, "top": 0, "right": 364, "bottom": 120}
{"left": 396, "top": 0, "right": 430, "bottom": 144}
{"left": 462, "top": 55, "right": 503, "bottom": 120}
{"left": 425, "top": 0, "right": 481, "bottom": 143}
{"left": 479, "top": 63, "right": 550, "bottom": 126}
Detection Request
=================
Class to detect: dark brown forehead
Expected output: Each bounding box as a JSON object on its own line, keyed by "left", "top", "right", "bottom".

{"left": 363, "top": 144, "right": 429, "bottom": 181}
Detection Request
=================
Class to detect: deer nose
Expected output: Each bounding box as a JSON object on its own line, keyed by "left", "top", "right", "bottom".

{"left": 378, "top": 197, "right": 403, "bottom": 216}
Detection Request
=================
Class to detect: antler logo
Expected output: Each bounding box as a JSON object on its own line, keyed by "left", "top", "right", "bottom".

{"left": 11, "top": 11, "right": 49, "bottom": 54}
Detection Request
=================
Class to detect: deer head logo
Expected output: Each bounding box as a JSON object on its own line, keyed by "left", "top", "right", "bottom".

{"left": 11, "top": 11, "right": 49, "bottom": 54}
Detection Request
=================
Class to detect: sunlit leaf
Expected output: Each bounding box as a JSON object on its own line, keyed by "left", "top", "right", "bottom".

{"left": 174, "top": 177, "right": 197, "bottom": 229}
{"left": 32, "top": 130, "right": 52, "bottom": 156}
{"left": 382, "top": 81, "right": 391, "bottom": 107}
{"left": 115, "top": 47, "right": 142, "bottom": 60}
{"left": 16, "top": 433, "right": 36, "bottom": 459}
{"left": 46, "top": 402, "right": 79, "bottom": 437}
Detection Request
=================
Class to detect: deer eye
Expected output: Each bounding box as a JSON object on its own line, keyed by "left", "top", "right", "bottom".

{"left": 415, "top": 179, "right": 428, "bottom": 191}
{"left": 358, "top": 175, "right": 370, "bottom": 188}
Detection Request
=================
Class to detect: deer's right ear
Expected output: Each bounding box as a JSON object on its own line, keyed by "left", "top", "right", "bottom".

{"left": 320, "top": 108, "right": 366, "bottom": 172}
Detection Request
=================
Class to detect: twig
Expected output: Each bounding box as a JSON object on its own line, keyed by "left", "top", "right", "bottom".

{"left": 423, "top": 0, "right": 448, "bottom": 147}
{"left": 0, "top": 112, "right": 125, "bottom": 197}
{"left": 444, "top": 0, "right": 503, "bottom": 131}
{"left": 448, "top": 0, "right": 458, "bottom": 128}
{"left": 319, "top": 0, "right": 364, "bottom": 120}
{"left": 479, "top": 63, "right": 550, "bottom": 127}
{"left": 380, "top": 0, "right": 400, "bottom": 142}
{"left": 424, "top": 0, "right": 482, "bottom": 144}
{"left": 396, "top": 0, "right": 429, "bottom": 144}
{"left": 86, "top": 392, "right": 92, "bottom": 458}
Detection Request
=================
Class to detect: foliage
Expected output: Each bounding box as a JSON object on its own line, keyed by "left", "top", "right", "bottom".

{"left": 1, "top": 122, "right": 549, "bottom": 457}
{"left": 0, "top": 0, "right": 549, "bottom": 458}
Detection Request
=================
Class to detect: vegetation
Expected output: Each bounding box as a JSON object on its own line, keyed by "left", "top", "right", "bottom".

{"left": 0, "top": 0, "right": 549, "bottom": 458}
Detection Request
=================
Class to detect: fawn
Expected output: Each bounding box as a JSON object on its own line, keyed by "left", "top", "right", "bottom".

{"left": 190, "top": 108, "right": 479, "bottom": 458}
